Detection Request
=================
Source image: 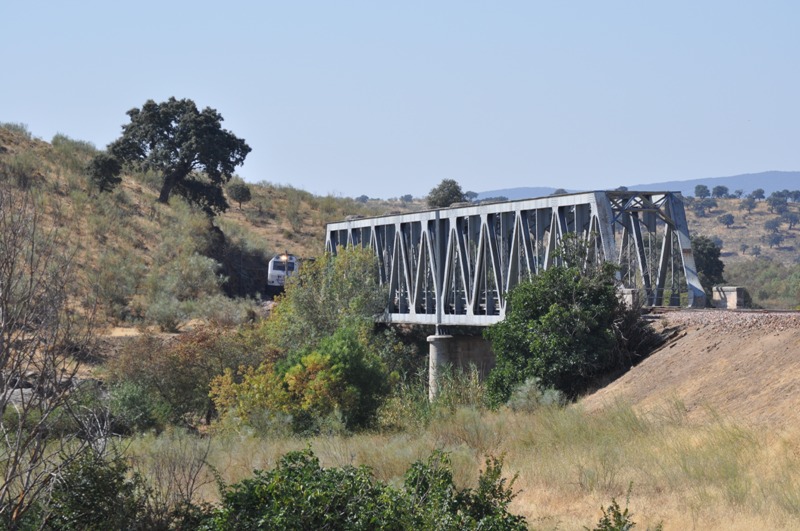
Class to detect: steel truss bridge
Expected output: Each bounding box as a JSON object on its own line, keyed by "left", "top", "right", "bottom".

{"left": 325, "top": 191, "right": 705, "bottom": 327}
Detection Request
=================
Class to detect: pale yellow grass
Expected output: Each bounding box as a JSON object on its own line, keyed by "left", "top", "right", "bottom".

{"left": 126, "top": 401, "right": 800, "bottom": 530}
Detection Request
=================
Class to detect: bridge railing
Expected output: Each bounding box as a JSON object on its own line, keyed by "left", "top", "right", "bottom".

{"left": 326, "top": 191, "right": 705, "bottom": 326}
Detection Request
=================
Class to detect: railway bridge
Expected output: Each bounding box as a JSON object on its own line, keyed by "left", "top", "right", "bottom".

{"left": 325, "top": 190, "right": 705, "bottom": 397}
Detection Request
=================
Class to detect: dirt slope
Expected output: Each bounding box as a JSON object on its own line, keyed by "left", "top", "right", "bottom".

{"left": 582, "top": 310, "right": 800, "bottom": 428}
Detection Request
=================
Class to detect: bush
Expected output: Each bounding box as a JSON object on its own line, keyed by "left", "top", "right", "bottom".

{"left": 108, "top": 327, "right": 266, "bottom": 428}
{"left": 265, "top": 246, "right": 387, "bottom": 352}
{"left": 212, "top": 324, "right": 389, "bottom": 433}
{"left": 42, "top": 451, "right": 151, "bottom": 530}
{"left": 202, "top": 448, "right": 527, "bottom": 530}
{"left": 484, "top": 260, "right": 655, "bottom": 404}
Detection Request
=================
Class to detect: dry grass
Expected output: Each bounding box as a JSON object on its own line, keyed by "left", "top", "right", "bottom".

{"left": 121, "top": 400, "right": 800, "bottom": 530}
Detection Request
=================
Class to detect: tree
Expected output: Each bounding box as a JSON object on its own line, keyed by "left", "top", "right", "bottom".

{"left": 552, "top": 188, "right": 568, "bottom": 195}
{"left": 691, "top": 235, "right": 725, "bottom": 292}
{"left": 739, "top": 196, "right": 756, "bottom": 214}
{"left": 226, "top": 180, "right": 252, "bottom": 209}
{"left": 0, "top": 186, "right": 105, "bottom": 527}
{"left": 740, "top": 243, "right": 748, "bottom": 255}
{"left": 355, "top": 194, "right": 369, "bottom": 204}
{"left": 106, "top": 97, "right": 251, "bottom": 215}
{"left": 766, "top": 232, "right": 784, "bottom": 248}
{"left": 694, "top": 184, "right": 710, "bottom": 198}
{"left": 693, "top": 197, "right": 717, "bottom": 217}
{"left": 733, "top": 189, "right": 744, "bottom": 199}
{"left": 782, "top": 211, "right": 799, "bottom": 230}
{"left": 484, "top": 246, "right": 657, "bottom": 403}
{"left": 751, "top": 245, "right": 761, "bottom": 256}
{"left": 464, "top": 190, "right": 478, "bottom": 202}
{"left": 717, "top": 213, "right": 734, "bottom": 228}
{"left": 86, "top": 152, "right": 122, "bottom": 193}
{"left": 427, "top": 179, "right": 466, "bottom": 208}
{"left": 750, "top": 188, "right": 765, "bottom": 200}
{"left": 712, "top": 185, "right": 729, "bottom": 198}
{"left": 400, "top": 194, "right": 413, "bottom": 203}
{"left": 764, "top": 217, "right": 782, "bottom": 233}
{"left": 767, "top": 192, "right": 788, "bottom": 213}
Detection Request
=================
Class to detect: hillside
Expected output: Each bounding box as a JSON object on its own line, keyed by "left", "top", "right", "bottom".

{"left": 584, "top": 310, "right": 800, "bottom": 425}
{"left": 0, "top": 123, "right": 423, "bottom": 327}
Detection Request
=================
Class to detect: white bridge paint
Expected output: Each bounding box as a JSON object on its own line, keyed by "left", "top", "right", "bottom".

{"left": 326, "top": 190, "right": 705, "bottom": 328}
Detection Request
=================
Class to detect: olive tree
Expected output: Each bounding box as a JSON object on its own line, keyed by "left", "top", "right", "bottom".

{"left": 102, "top": 97, "right": 251, "bottom": 215}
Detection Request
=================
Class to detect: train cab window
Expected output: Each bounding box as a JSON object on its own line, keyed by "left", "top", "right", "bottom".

{"left": 286, "top": 262, "right": 296, "bottom": 272}
{"left": 273, "top": 262, "right": 286, "bottom": 271}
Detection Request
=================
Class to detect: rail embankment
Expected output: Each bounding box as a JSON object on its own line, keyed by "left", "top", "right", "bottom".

{"left": 583, "top": 310, "right": 800, "bottom": 428}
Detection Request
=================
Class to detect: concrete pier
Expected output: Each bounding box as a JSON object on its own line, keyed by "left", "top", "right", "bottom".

{"left": 427, "top": 334, "right": 496, "bottom": 401}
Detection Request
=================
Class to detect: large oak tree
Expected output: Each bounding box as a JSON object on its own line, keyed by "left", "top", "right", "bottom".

{"left": 106, "top": 97, "right": 251, "bottom": 215}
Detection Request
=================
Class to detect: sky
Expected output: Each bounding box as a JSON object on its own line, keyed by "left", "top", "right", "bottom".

{"left": 2, "top": 1, "right": 799, "bottom": 199}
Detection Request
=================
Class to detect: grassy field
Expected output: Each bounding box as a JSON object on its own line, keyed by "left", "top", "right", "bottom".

{"left": 123, "top": 401, "right": 800, "bottom": 530}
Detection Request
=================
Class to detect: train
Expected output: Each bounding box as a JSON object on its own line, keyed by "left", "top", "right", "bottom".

{"left": 266, "top": 251, "right": 299, "bottom": 297}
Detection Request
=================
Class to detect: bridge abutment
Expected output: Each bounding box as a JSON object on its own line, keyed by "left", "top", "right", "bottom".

{"left": 427, "top": 334, "right": 496, "bottom": 401}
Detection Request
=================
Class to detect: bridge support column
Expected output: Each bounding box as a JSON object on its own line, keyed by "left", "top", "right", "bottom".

{"left": 427, "top": 335, "right": 452, "bottom": 401}
{"left": 427, "top": 334, "right": 496, "bottom": 401}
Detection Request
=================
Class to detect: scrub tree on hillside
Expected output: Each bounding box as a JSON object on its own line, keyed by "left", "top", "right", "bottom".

{"left": 98, "top": 97, "right": 251, "bottom": 215}
{"left": 427, "top": 179, "right": 466, "bottom": 208}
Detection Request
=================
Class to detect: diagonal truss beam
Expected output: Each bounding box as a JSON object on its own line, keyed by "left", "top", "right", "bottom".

{"left": 326, "top": 191, "right": 705, "bottom": 326}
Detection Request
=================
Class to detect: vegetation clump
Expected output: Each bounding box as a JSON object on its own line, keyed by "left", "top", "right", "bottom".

{"left": 484, "top": 254, "right": 657, "bottom": 405}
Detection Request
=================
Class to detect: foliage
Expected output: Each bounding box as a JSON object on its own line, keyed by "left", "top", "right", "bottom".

{"left": 691, "top": 235, "right": 725, "bottom": 292}
{"left": 427, "top": 178, "right": 466, "bottom": 208}
{"left": 42, "top": 451, "right": 151, "bottom": 531}
{"left": 265, "top": 246, "right": 387, "bottom": 352}
{"left": 766, "top": 232, "right": 785, "bottom": 249}
{"left": 739, "top": 196, "right": 756, "bottom": 213}
{"left": 694, "top": 184, "right": 710, "bottom": 198}
{"left": 484, "top": 259, "right": 655, "bottom": 404}
{"left": 585, "top": 485, "right": 663, "bottom": 531}
{"left": 107, "top": 97, "right": 251, "bottom": 214}
{"left": 201, "top": 448, "right": 526, "bottom": 530}
{"left": 107, "top": 326, "right": 265, "bottom": 428}
{"left": 0, "top": 186, "right": 105, "bottom": 527}
{"left": 750, "top": 188, "right": 765, "bottom": 200}
{"left": 86, "top": 151, "right": 122, "bottom": 193}
{"left": 717, "top": 213, "right": 734, "bottom": 228}
{"left": 726, "top": 258, "right": 800, "bottom": 308}
{"left": 693, "top": 197, "right": 717, "bottom": 217}
{"left": 711, "top": 185, "right": 729, "bottom": 198}
{"left": 505, "top": 377, "right": 566, "bottom": 413}
{"left": 212, "top": 324, "right": 389, "bottom": 433}
{"left": 226, "top": 180, "right": 252, "bottom": 209}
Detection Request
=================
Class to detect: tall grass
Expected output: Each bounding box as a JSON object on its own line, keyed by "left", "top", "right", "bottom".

{"left": 125, "top": 396, "right": 800, "bottom": 530}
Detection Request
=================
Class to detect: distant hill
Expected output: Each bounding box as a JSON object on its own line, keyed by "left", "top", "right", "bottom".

{"left": 475, "top": 186, "right": 567, "bottom": 201}
{"left": 627, "top": 171, "right": 800, "bottom": 197}
{"left": 477, "top": 171, "right": 799, "bottom": 201}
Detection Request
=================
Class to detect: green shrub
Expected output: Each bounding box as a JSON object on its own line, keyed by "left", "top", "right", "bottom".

{"left": 212, "top": 324, "right": 390, "bottom": 433}
{"left": 42, "top": 451, "right": 151, "bottom": 531}
{"left": 485, "top": 262, "right": 629, "bottom": 404}
{"left": 110, "top": 381, "right": 172, "bottom": 433}
{"left": 0, "top": 122, "right": 32, "bottom": 139}
{"left": 202, "top": 448, "right": 527, "bottom": 530}
{"left": 506, "top": 377, "right": 566, "bottom": 412}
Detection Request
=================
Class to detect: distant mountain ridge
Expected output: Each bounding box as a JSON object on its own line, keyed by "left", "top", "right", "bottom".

{"left": 477, "top": 171, "right": 800, "bottom": 201}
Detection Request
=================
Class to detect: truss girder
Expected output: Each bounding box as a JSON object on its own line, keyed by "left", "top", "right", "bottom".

{"left": 325, "top": 191, "right": 705, "bottom": 326}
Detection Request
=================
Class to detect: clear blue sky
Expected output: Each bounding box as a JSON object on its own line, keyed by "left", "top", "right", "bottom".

{"left": 2, "top": 1, "right": 798, "bottom": 199}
